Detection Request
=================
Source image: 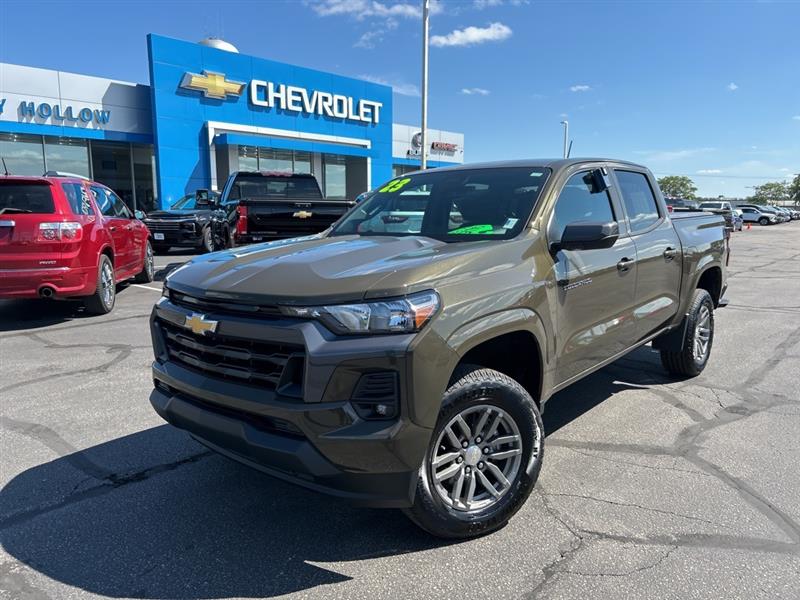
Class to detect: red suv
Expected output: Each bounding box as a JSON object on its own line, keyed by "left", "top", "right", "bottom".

{"left": 0, "top": 175, "right": 154, "bottom": 314}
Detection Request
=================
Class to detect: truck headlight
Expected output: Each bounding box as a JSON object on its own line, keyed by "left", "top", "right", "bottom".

{"left": 280, "top": 290, "right": 440, "bottom": 335}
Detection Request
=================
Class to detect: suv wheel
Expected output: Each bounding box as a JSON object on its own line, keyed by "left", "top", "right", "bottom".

{"left": 403, "top": 366, "right": 544, "bottom": 539}
{"left": 660, "top": 288, "right": 714, "bottom": 377}
{"left": 759, "top": 217, "right": 769, "bottom": 226}
{"left": 133, "top": 240, "right": 155, "bottom": 283}
{"left": 84, "top": 255, "right": 116, "bottom": 315}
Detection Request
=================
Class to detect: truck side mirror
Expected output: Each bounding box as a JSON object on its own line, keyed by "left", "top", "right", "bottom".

{"left": 553, "top": 221, "right": 619, "bottom": 252}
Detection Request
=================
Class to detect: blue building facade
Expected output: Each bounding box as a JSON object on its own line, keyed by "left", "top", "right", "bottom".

{"left": 0, "top": 35, "right": 464, "bottom": 211}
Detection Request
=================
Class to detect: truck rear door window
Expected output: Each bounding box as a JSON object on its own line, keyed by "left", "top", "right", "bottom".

{"left": 615, "top": 170, "right": 661, "bottom": 233}
{"left": 0, "top": 182, "right": 55, "bottom": 214}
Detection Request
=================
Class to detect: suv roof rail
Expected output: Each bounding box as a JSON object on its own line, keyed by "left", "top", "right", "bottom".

{"left": 43, "top": 170, "right": 90, "bottom": 180}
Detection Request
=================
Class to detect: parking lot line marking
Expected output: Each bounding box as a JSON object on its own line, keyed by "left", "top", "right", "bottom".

{"left": 131, "top": 284, "right": 163, "bottom": 292}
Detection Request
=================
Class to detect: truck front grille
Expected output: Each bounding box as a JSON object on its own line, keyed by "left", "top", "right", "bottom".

{"left": 147, "top": 221, "right": 192, "bottom": 232}
{"left": 158, "top": 319, "right": 303, "bottom": 392}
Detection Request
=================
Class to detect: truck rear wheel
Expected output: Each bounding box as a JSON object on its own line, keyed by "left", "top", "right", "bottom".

{"left": 660, "top": 288, "right": 714, "bottom": 377}
{"left": 403, "top": 366, "right": 543, "bottom": 539}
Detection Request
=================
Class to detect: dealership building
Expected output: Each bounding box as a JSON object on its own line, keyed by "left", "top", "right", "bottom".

{"left": 0, "top": 34, "right": 464, "bottom": 212}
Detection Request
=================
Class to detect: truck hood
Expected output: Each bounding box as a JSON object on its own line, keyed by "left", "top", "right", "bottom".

{"left": 165, "top": 234, "right": 508, "bottom": 305}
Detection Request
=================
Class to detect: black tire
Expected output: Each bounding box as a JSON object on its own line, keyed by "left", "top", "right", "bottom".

{"left": 83, "top": 255, "right": 116, "bottom": 315}
{"left": 660, "top": 288, "right": 715, "bottom": 377}
{"left": 403, "top": 366, "right": 544, "bottom": 539}
{"left": 201, "top": 226, "right": 214, "bottom": 253}
{"left": 759, "top": 217, "right": 769, "bottom": 226}
{"left": 133, "top": 240, "right": 155, "bottom": 283}
{"left": 225, "top": 226, "right": 235, "bottom": 249}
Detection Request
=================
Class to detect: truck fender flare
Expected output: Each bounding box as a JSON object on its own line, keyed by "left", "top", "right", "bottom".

{"left": 445, "top": 308, "right": 552, "bottom": 399}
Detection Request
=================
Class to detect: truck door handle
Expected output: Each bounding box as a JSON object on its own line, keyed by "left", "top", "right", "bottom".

{"left": 663, "top": 247, "right": 678, "bottom": 261}
{"left": 617, "top": 257, "right": 634, "bottom": 272}
{"left": 109, "top": 225, "right": 117, "bottom": 231}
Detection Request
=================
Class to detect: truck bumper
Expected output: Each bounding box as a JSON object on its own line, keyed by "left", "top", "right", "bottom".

{"left": 148, "top": 295, "right": 438, "bottom": 507}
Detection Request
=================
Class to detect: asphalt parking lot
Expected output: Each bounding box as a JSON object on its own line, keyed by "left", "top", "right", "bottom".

{"left": 2, "top": 225, "right": 800, "bottom": 600}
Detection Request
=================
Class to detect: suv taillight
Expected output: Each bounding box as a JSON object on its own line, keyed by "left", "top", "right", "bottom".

{"left": 236, "top": 205, "right": 248, "bottom": 236}
{"left": 37, "top": 222, "right": 83, "bottom": 243}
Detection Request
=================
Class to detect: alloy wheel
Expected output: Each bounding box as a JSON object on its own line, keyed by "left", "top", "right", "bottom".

{"left": 101, "top": 262, "right": 115, "bottom": 308}
{"left": 430, "top": 404, "right": 533, "bottom": 512}
{"left": 693, "top": 305, "right": 711, "bottom": 362}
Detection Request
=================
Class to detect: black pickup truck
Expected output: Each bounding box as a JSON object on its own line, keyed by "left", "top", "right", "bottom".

{"left": 216, "top": 172, "right": 356, "bottom": 246}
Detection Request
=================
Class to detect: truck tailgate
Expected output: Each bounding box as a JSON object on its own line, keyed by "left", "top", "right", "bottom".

{"left": 242, "top": 198, "right": 354, "bottom": 237}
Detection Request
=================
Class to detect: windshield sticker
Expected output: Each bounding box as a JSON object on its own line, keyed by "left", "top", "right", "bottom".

{"left": 379, "top": 178, "right": 412, "bottom": 193}
{"left": 503, "top": 217, "right": 519, "bottom": 229}
{"left": 449, "top": 224, "right": 494, "bottom": 235}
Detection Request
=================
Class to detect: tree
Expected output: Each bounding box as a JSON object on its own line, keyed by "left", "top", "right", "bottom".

{"left": 788, "top": 174, "right": 800, "bottom": 206}
{"left": 657, "top": 176, "right": 698, "bottom": 199}
{"left": 750, "top": 181, "right": 789, "bottom": 205}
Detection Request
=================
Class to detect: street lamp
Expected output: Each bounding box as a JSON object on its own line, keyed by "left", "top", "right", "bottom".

{"left": 421, "top": 0, "right": 430, "bottom": 169}
{"left": 560, "top": 120, "right": 569, "bottom": 159}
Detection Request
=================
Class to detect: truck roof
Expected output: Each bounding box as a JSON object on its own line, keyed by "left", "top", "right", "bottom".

{"left": 406, "top": 158, "right": 650, "bottom": 174}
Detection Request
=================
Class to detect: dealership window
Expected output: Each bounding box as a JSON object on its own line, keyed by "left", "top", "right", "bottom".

{"left": 44, "top": 137, "right": 90, "bottom": 178}
{"left": 323, "top": 154, "right": 347, "bottom": 199}
{"left": 293, "top": 151, "right": 312, "bottom": 174}
{"left": 132, "top": 144, "right": 157, "bottom": 212}
{"left": 91, "top": 141, "right": 133, "bottom": 208}
{"left": 0, "top": 133, "right": 45, "bottom": 176}
{"left": 259, "top": 148, "right": 293, "bottom": 172}
{"left": 392, "top": 165, "right": 418, "bottom": 179}
{"left": 238, "top": 146, "right": 258, "bottom": 171}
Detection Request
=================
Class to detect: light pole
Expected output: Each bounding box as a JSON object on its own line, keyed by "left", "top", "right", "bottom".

{"left": 560, "top": 120, "right": 569, "bottom": 159}
{"left": 420, "top": 0, "right": 430, "bottom": 169}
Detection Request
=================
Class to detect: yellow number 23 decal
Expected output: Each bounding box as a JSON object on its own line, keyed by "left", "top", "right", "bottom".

{"left": 379, "top": 178, "right": 411, "bottom": 193}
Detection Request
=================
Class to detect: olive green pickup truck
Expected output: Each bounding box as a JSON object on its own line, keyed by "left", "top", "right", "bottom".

{"left": 149, "top": 159, "right": 729, "bottom": 538}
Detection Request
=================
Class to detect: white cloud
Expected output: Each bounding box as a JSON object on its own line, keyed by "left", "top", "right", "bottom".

{"left": 474, "top": 0, "right": 528, "bottom": 6}
{"left": 461, "top": 87, "right": 490, "bottom": 95}
{"left": 570, "top": 84, "right": 592, "bottom": 93}
{"left": 310, "top": 0, "right": 421, "bottom": 19}
{"left": 354, "top": 30, "right": 382, "bottom": 48}
{"left": 697, "top": 169, "right": 723, "bottom": 174}
{"left": 727, "top": 82, "right": 738, "bottom": 91}
{"left": 634, "top": 147, "right": 715, "bottom": 161}
{"left": 430, "top": 22, "right": 512, "bottom": 47}
{"left": 793, "top": 115, "right": 800, "bottom": 121}
{"left": 359, "top": 74, "right": 420, "bottom": 97}
{"left": 559, "top": 113, "right": 568, "bottom": 118}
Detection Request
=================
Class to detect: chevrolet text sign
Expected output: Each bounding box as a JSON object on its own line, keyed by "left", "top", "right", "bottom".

{"left": 250, "top": 80, "right": 383, "bottom": 124}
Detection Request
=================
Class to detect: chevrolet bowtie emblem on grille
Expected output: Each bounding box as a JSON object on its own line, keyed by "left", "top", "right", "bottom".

{"left": 293, "top": 210, "right": 313, "bottom": 219}
{"left": 180, "top": 70, "right": 245, "bottom": 100}
{"left": 184, "top": 313, "right": 218, "bottom": 336}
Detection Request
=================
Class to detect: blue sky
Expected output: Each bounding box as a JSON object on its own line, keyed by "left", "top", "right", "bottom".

{"left": 1, "top": 0, "right": 798, "bottom": 197}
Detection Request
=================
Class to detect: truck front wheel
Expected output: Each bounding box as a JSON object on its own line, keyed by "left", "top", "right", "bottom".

{"left": 660, "top": 288, "right": 715, "bottom": 377}
{"left": 403, "top": 366, "right": 544, "bottom": 538}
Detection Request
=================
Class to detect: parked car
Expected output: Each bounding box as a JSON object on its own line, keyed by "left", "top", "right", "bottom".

{"left": 738, "top": 204, "right": 785, "bottom": 223}
{"left": 774, "top": 206, "right": 796, "bottom": 221}
{"left": 664, "top": 197, "right": 700, "bottom": 211}
{"left": 0, "top": 173, "right": 153, "bottom": 313}
{"left": 217, "top": 171, "right": 356, "bottom": 246}
{"left": 148, "top": 159, "right": 729, "bottom": 538}
{"left": 699, "top": 201, "right": 736, "bottom": 231}
{"left": 738, "top": 206, "right": 778, "bottom": 226}
{"left": 732, "top": 209, "right": 743, "bottom": 232}
{"left": 142, "top": 190, "right": 224, "bottom": 255}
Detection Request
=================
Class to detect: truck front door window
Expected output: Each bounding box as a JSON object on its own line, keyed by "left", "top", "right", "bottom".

{"left": 550, "top": 171, "right": 616, "bottom": 242}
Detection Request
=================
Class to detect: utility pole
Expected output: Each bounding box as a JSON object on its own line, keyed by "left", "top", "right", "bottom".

{"left": 560, "top": 120, "right": 569, "bottom": 159}
{"left": 420, "top": 0, "right": 430, "bottom": 169}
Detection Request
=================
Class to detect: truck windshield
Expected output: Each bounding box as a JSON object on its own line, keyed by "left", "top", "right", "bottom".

{"left": 331, "top": 167, "right": 550, "bottom": 241}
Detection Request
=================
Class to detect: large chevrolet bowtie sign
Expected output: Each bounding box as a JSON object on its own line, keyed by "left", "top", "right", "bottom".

{"left": 180, "top": 70, "right": 384, "bottom": 125}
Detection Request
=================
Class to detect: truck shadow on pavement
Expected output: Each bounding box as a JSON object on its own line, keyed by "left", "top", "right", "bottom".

{"left": 0, "top": 348, "right": 665, "bottom": 598}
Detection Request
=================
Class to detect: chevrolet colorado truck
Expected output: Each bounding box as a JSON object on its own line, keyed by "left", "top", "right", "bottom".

{"left": 149, "top": 159, "right": 729, "bottom": 538}
{"left": 216, "top": 171, "right": 356, "bottom": 246}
